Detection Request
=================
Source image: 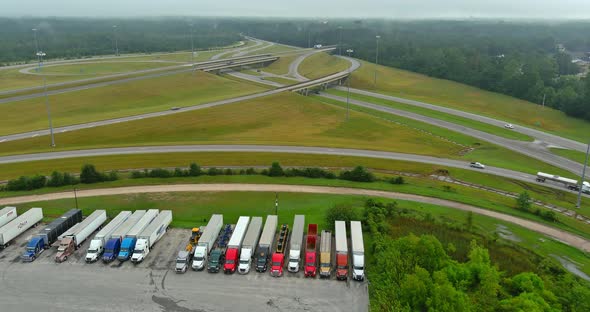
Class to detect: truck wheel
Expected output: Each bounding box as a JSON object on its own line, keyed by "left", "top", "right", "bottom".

{"left": 64, "top": 256, "right": 67, "bottom": 261}
{"left": 32, "top": 256, "right": 36, "bottom": 261}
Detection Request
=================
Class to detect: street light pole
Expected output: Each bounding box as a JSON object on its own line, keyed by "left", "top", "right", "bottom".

{"left": 275, "top": 192, "right": 279, "bottom": 216}
{"left": 36, "top": 50, "right": 55, "bottom": 147}
{"left": 346, "top": 49, "right": 354, "bottom": 121}
{"left": 374, "top": 35, "right": 380, "bottom": 87}
{"left": 338, "top": 26, "right": 342, "bottom": 56}
{"left": 112, "top": 25, "right": 119, "bottom": 56}
{"left": 32, "top": 28, "right": 40, "bottom": 69}
{"left": 576, "top": 141, "right": 590, "bottom": 209}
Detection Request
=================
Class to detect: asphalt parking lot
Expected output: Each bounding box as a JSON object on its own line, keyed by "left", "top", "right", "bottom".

{"left": 0, "top": 227, "right": 368, "bottom": 312}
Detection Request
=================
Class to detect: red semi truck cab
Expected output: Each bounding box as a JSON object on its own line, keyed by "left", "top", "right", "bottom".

{"left": 304, "top": 224, "right": 318, "bottom": 277}
{"left": 336, "top": 252, "right": 348, "bottom": 280}
{"left": 224, "top": 248, "right": 239, "bottom": 274}
{"left": 270, "top": 253, "right": 284, "bottom": 277}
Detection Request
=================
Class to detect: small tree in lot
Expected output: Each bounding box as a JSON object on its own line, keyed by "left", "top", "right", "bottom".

{"left": 516, "top": 192, "right": 531, "bottom": 212}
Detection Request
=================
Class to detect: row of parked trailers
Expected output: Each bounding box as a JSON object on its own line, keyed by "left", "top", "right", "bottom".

{"left": 0, "top": 207, "right": 173, "bottom": 264}
{"left": 176, "top": 214, "right": 365, "bottom": 281}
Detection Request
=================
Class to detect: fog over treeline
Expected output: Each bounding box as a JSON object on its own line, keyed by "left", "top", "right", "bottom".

{"left": 2, "top": 0, "right": 590, "bottom": 18}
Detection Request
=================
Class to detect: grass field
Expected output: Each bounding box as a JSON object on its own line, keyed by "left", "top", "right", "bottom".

{"left": 38, "top": 62, "right": 176, "bottom": 76}
{"left": 326, "top": 89, "right": 534, "bottom": 142}
{"left": 550, "top": 148, "right": 589, "bottom": 165}
{"left": 263, "top": 54, "right": 298, "bottom": 75}
{"left": 299, "top": 52, "right": 350, "bottom": 79}
{"left": 0, "top": 71, "right": 265, "bottom": 135}
{"left": 314, "top": 95, "right": 575, "bottom": 177}
{"left": 0, "top": 92, "right": 465, "bottom": 157}
{"left": 245, "top": 44, "right": 297, "bottom": 55}
{"left": 350, "top": 60, "right": 590, "bottom": 143}
{"left": 117, "top": 50, "right": 217, "bottom": 63}
{"left": 0, "top": 67, "right": 95, "bottom": 92}
{"left": 13, "top": 190, "right": 590, "bottom": 276}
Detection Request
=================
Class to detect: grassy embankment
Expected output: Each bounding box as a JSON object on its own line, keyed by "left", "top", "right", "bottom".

{"left": 13, "top": 191, "right": 590, "bottom": 277}
{"left": 350, "top": 60, "right": 590, "bottom": 144}
{"left": 298, "top": 52, "right": 349, "bottom": 79}
{"left": 262, "top": 54, "right": 298, "bottom": 75}
{"left": 0, "top": 71, "right": 265, "bottom": 135}
{"left": 326, "top": 89, "right": 533, "bottom": 142}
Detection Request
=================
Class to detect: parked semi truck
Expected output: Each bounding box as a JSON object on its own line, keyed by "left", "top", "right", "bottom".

{"left": 102, "top": 210, "right": 147, "bottom": 263}
{"left": 224, "top": 216, "right": 250, "bottom": 274}
{"left": 192, "top": 214, "right": 223, "bottom": 270}
{"left": 335, "top": 220, "right": 348, "bottom": 280}
{"left": 118, "top": 209, "right": 158, "bottom": 261}
{"left": 175, "top": 227, "right": 202, "bottom": 273}
{"left": 0, "top": 208, "right": 43, "bottom": 249}
{"left": 270, "top": 224, "right": 289, "bottom": 277}
{"left": 55, "top": 210, "right": 107, "bottom": 262}
{"left": 208, "top": 225, "right": 231, "bottom": 273}
{"left": 350, "top": 221, "right": 365, "bottom": 281}
{"left": 536, "top": 172, "right": 590, "bottom": 193}
{"left": 304, "top": 224, "right": 318, "bottom": 277}
{"left": 131, "top": 210, "right": 173, "bottom": 263}
{"left": 85, "top": 211, "right": 132, "bottom": 262}
{"left": 0, "top": 206, "right": 17, "bottom": 228}
{"left": 319, "top": 230, "right": 332, "bottom": 278}
{"left": 288, "top": 215, "right": 305, "bottom": 273}
{"left": 22, "top": 209, "right": 81, "bottom": 262}
{"left": 255, "top": 215, "right": 278, "bottom": 272}
{"left": 238, "top": 216, "right": 262, "bottom": 274}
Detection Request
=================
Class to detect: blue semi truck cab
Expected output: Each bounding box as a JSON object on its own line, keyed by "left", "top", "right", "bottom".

{"left": 117, "top": 237, "right": 137, "bottom": 261}
{"left": 102, "top": 237, "right": 121, "bottom": 263}
{"left": 21, "top": 236, "right": 46, "bottom": 262}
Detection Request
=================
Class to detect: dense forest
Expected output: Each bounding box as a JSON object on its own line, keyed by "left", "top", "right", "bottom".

{"left": 0, "top": 18, "right": 240, "bottom": 64}
{"left": 240, "top": 19, "right": 590, "bottom": 122}
{"left": 1, "top": 18, "right": 590, "bottom": 121}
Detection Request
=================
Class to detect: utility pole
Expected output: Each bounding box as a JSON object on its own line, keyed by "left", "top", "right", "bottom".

{"left": 542, "top": 93, "right": 546, "bottom": 108}
{"left": 43, "top": 76, "right": 55, "bottom": 147}
{"left": 73, "top": 188, "right": 79, "bottom": 209}
{"left": 346, "top": 49, "right": 354, "bottom": 121}
{"left": 112, "top": 25, "right": 119, "bottom": 56}
{"left": 576, "top": 141, "right": 590, "bottom": 209}
{"left": 374, "top": 35, "right": 380, "bottom": 87}
{"left": 189, "top": 23, "right": 195, "bottom": 74}
{"left": 275, "top": 192, "right": 279, "bottom": 216}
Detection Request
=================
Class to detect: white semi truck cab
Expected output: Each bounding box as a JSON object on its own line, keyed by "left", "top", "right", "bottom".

{"left": 85, "top": 239, "right": 104, "bottom": 262}
{"left": 192, "top": 245, "right": 208, "bottom": 270}
{"left": 131, "top": 238, "right": 149, "bottom": 263}
{"left": 238, "top": 248, "right": 253, "bottom": 274}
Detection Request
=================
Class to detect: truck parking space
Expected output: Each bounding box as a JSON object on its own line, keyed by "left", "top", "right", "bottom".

{"left": 0, "top": 227, "right": 368, "bottom": 312}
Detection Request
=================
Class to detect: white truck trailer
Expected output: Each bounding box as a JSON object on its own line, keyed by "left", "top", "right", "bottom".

{"left": 255, "top": 215, "right": 278, "bottom": 272}
{"left": 288, "top": 215, "right": 305, "bottom": 273}
{"left": 131, "top": 210, "right": 173, "bottom": 263}
{"left": 85, "top": 211, "right": 132, "bottom": 262}
{"left": 192, "top": 214, "right": 223, "bottom": 270}
{"left": 238, "top": 216, "right": 263, "bottom": 274}
{"left": 223, "top": 216, "right": 250, "bottom": 274}
{"left": 0, "top": 208, "right": 43, "bottom": 248}
{"left": 118, "top": 209, "right": 159, "bottom": 261}
{"left": 0, "top": 206, "right": 17, "bottom": 228}
{"left": 536, "top": 172, "right": 584, "bottom": 191}
{"left": 350, "top": 221, "right": 365, "bottom": 281}
{"left": 55, "top": 210, "right": 107, "bottom": 262}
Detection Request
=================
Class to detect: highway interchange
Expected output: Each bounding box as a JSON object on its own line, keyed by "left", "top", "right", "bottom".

{"left": 1, "top": 35, "right": 590, "bottom": 311}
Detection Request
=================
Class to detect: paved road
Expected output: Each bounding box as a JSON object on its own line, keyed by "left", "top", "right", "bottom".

{"left": 1, "top": 183, "right": 588, "bottom": 253}
{"left": 211, "top": 39, "right": 264, "bottom": 60}
{"left": 320, "top": 93, "right": 588, "bottom": 178}
{"left": 337, "top": 87, "right": 588, "bottom": 153}
{"left": 1, "top": 144, "right": 587, "bottom": 198}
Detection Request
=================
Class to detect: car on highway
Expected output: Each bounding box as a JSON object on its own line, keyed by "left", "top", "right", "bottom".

{"left": 470, "top": 162, "right": 485, "bottom": 169}
{"left": 504, "top": 123, "right": 514, "bottom": 129}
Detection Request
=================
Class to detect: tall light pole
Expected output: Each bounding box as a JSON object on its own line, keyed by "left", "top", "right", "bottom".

{"left": 338, "top": 26, "right": 342, "bottom": 56}
{"left": 346, "top": 49, "right": 354, "bottom": 121}
{"left": 32, "top": 28, "right": 40, "bottom": 70}
{"left": 112, "top": 25, "right": 119, "bottom": 56}
{"left": 576, "top": 141, "right": 590, "bottom": 209}
{"left": 374, "top": 35, "right": 380, "bottom": 87}
{"left": 189, "top": 23, "right": 195, "bottom": 74}
{"left": 37, "top": 51, "right": 55, "bottom": 147}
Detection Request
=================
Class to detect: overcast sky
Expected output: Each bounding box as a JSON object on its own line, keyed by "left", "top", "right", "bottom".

{"left": 3, "top": 0, "right": 590, "bottom": 19}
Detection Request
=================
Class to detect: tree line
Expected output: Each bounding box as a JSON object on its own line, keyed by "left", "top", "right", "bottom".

{"left": 241, "top": 20, "right": 590, "bottom": 122}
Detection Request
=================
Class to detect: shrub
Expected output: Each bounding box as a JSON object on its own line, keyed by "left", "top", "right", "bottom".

{"left": 130, "top": 171, "right": 145, "bottom": 179}
{"left": 268, "top": 162, "right": 285, "bottom": 177}
{"left": 47, "top": 171, "right": 64, "bottom": 187}
{"left": 390, "top": 176, "right": 405, "bottom": 185}
{"left": 325, "top": 204, "right": 360, "bottom": 230}
{"left": 245, "top": 168, "right": 257, "bottom": 175}
{"left": 148, "top": 168, "right": 173, "bottom": 178}
{"left": 80, "top": 164, "right": 102, "bottom": 184}
{"left": 516, "top": 192, "right": 531, "bottom": 212}
{"left": 224, "top": 168, "right": 234, "bottom": 175}
{"left": 339, "top": 166, "right": 375, "bottom": 182}
{"left": 207, "top": 167, "right": 221, "bottom": 176}
{"left": 540, "top": 210, "right": 558, "bottom": 222}
{"left": 5, "top": 175, "right": 47, "bottom": 191}
{"left": 189, "top": 163, "right": 201, "bottom": 176}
